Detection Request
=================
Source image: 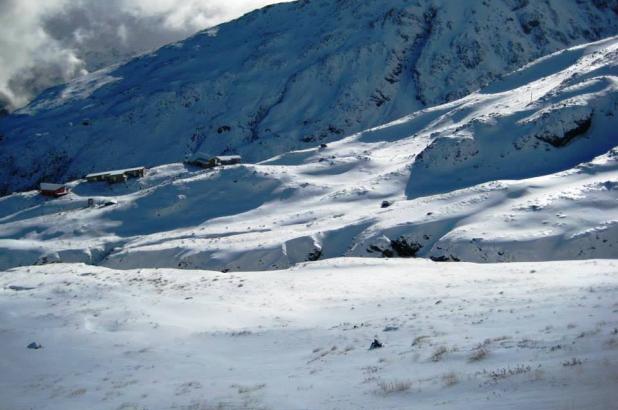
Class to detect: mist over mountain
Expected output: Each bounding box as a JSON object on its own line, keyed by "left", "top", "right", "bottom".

{"left": 0, "top": 0, "right": 290, "bottom": 111}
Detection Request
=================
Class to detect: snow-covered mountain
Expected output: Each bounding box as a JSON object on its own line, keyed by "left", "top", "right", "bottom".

{"left": 1, "top": 36, "right": 616, "bottom": 271}
{"left": 1, "top": 0, "right": 617, "bottom": 194}
{"left": 2, "top": 3, "right": 618, "bottom": 408}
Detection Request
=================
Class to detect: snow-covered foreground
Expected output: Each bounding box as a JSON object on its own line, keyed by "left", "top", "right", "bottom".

{"left": 1, "top": 258, "right": 617, "bottom": 409}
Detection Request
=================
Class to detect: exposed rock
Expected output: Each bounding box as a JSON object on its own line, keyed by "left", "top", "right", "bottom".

{"left": 390, "top": 237, "right": 422, "bottom": 258}
{"left": 369, "top": 339, "right": 384, "bottom": 350}
{"left": 307, "top": 248, "right": 322, "bottom": 262}
{"left": 536, "top": 117, "right": 593, "bottom": 147}
{"left": 430, "top": 255, "right": 461, "bottom": 262}
{"left": 7, "top": 285, "right": 35, "bottom": 291}
{"left": 217, "top": 125, "right": 231, "bottom": 134}
{"left": 383, "top": 326, "right": 399, "bottom": 332}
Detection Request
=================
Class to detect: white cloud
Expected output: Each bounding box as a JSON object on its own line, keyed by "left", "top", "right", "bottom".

{"left": 0, "top": 0, "right": 290, "bottom": 111}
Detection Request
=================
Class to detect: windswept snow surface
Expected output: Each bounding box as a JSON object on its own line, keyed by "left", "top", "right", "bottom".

{"left": 0, "top": 37, "right": 617, "bottom": 271}
{"left": 1, "top": 0, "right": 618, "bottom": 194}
{"left": 0, "top": 259, "right": 617, "bottom": 409}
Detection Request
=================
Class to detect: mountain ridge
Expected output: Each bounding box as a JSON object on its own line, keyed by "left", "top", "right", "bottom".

{"left": 1, "top": 0, "right": 617, "bottom": 194}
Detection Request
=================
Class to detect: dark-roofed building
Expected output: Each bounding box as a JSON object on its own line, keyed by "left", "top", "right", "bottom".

{"left": 185, "top": 153, "right": 242, "bottom": 169}
{"left": 214, "top": 155, "right": 242, "bottom": 166}
{"left": 85, "top": 167, "right": 146, "bottom": 184}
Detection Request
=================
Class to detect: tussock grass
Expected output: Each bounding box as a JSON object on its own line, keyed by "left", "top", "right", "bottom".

{"left": 376, "top": 379, "right": 413, "bottom": 394}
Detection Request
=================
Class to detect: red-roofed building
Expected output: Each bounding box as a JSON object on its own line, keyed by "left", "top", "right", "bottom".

{"left": 40, "top": 183, "right": 69, "bottom": 197}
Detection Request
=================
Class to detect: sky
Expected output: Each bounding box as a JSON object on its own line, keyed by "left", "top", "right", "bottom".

{"left": 0, "top": 0, "right": 290, "bottom": 112}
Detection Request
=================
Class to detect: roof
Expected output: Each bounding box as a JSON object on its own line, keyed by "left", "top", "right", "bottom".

{"left": 215, "top": 155, "right": 242, "bottom": 161}
{"left": 86, "top": 166, "right": 145, "bottom": 178}
{"left": 188, "top": 152, "right": 211, "bottom": 162}
{"left": 40, "top": 183, "right": 65, "bottom": 191}
{"left": 85, "top": 171, "right": 111, "bottom": 178}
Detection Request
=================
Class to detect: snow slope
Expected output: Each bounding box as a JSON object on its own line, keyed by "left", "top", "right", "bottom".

{"left": 0, "top": 36, "right": 616, "bottom": 271}
{"left": 1, "top": 0, "right": 618, "bottom": 194}
{"left": 1, "top": 258, "right": 617, "bottom": 409}
{"left": 1, "top": 5, "right": 617, "bottom": 408}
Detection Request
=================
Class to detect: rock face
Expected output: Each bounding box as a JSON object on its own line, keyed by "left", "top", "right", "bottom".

{"left": 1, "top": 0, "right": 618, "bottom": 194}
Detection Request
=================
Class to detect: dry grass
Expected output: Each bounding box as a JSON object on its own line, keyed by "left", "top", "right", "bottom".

{"left": 485, "top": 364, "right": 532, "bottom": 383}
{"left": 233, "top": 383, "right": 266, "bottom": 394}
{"left": 562, "top": 358, "right": 583, "bottom": 367}
{"left": 430, "top": 345, "right": 448, "bottom": 362}
{"left": 442, "top": 372, "right": 459, "bottom": 387}
{"left": 376, "top": 379, "right": 413, "bottom": 394}
{"left": 411, "top": 335, "right": 430, "bottom": 347}
{"left": 468, "top": 346, "right": 489, "bottom": 362}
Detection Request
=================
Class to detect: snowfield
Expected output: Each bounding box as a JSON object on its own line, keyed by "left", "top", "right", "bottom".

{"left": 1, "top": 259, "right": 617, "bottom": 409}
{"left": 1, "top": 2, "right": 617, "bottom": 408}
{"left": 0, "top": 37, "right": 616, "bottom": 271}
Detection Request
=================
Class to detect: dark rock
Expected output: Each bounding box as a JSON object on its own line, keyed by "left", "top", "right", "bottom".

{"left": 383, "top": 326, "right": 399, "bottom": 332}
{"left": 390, "top": 237, "right": 422, "bottom": 257}
{"left": 308, "top": 248, "right": 322, "bottom": 262}
{"left": 382, "top": 248, "right": 395, "bottom": 258}
{"left": 217, "top": 125, "right": 231, "bottom": 134}
{"left": 367, "top": 244, "right": 393, "bottom": 257}
{"left": 381, "top": 200, "right": 393, "bottom": 208}
{"left": 327, "top": 125, "right": 343, "bottom": 135}
{"left": 27, "top": 342, "right": 42, "bottom": 350}
{"left": 7, "top": 285, "right": 35, "bottom": 291}
{"left": 430, "top": 255, "right": 461, "bottom": 262}
{"left": 521, "top": 18, "right": 540, "bottom": 34}
{"left": 369, "top": 339, "right": 383, "bottom": 350}
{"left": 370, "top": 90, "right": 391, "bottom": 107}
{"left": 536, "top": 117, "right": 592, "bottom": 147}
{"left": 368, "top": 238, "right": 421, "bottom": 258}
